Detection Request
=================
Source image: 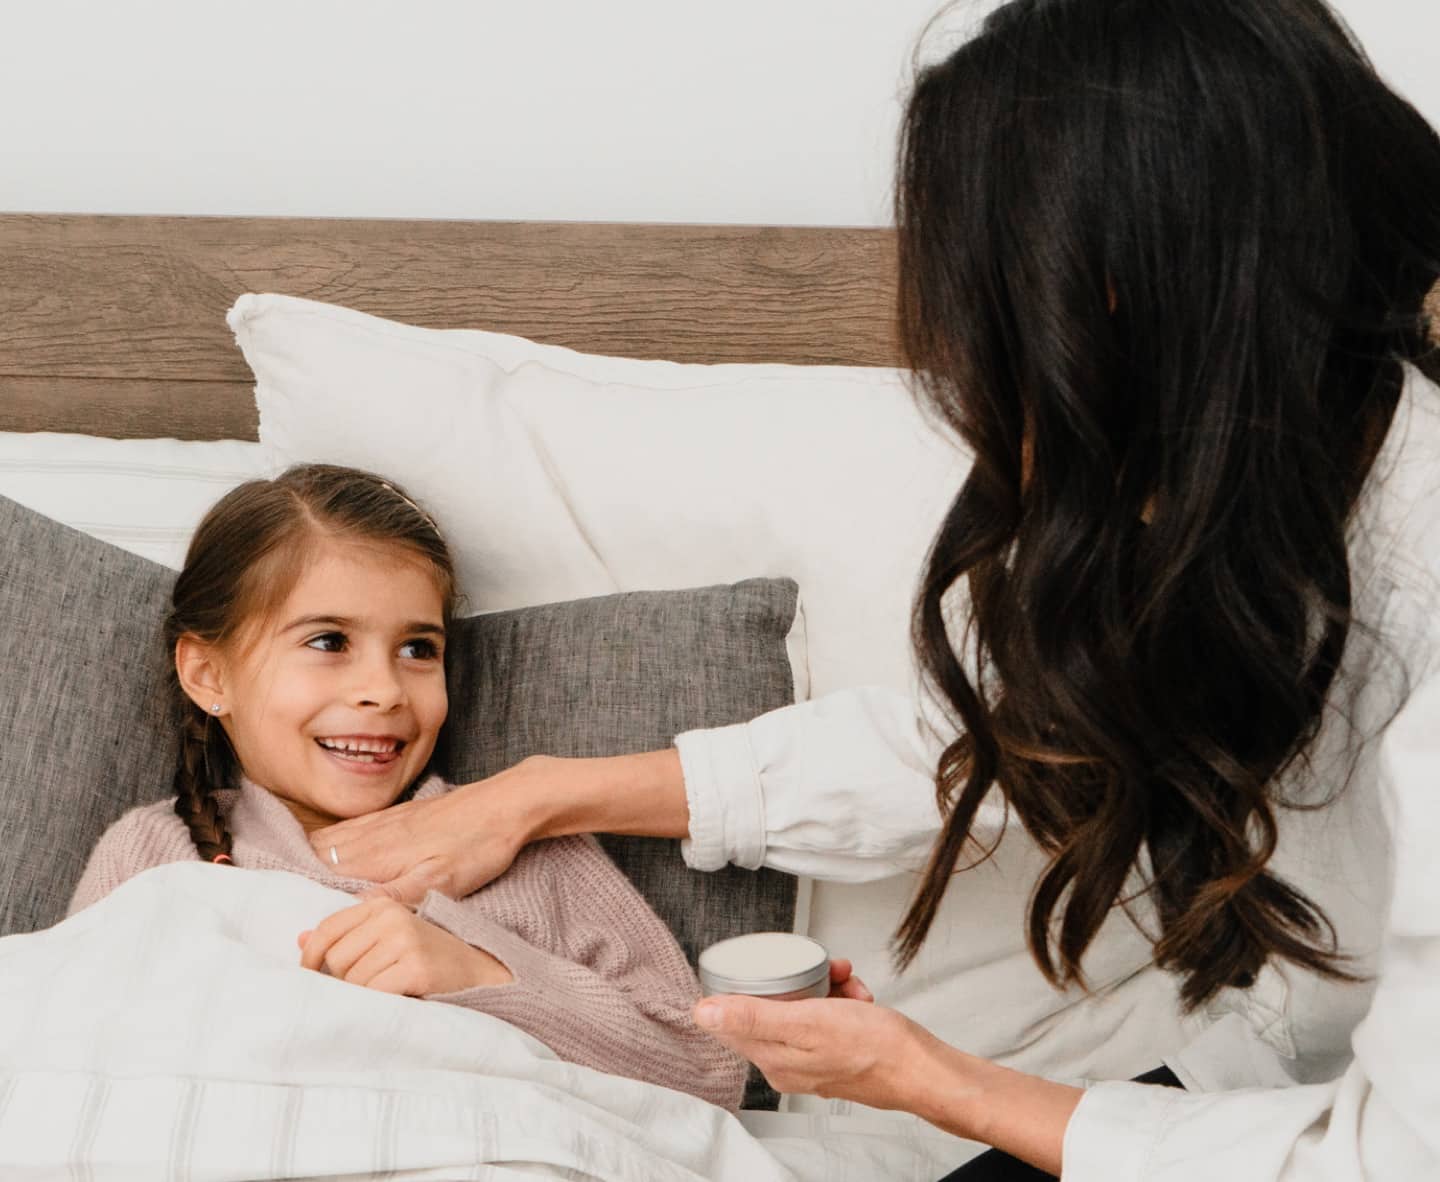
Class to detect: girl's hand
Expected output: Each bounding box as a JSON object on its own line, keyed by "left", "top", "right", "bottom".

{"left": 309, "top": 758, "right": 553, "bottom": 904}
{"left": 297, "top": 897, "right": 513, "bottom": 995}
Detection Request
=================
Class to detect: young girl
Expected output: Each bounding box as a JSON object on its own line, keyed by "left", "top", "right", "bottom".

{"left": 66, "top": 462, "right": 746, "bottom": 1112}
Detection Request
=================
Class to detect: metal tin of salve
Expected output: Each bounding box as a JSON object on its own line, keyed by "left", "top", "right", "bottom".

{"left": 698, "top": 932, "right": 829, "bottom": 1000}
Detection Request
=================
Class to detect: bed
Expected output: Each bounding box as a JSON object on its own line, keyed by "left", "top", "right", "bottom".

{"left": 0, "top": 212, "right": 987, "bottom": 1180}
{"left": 10, "top": 213, "right": 1435, "bottom": 1181}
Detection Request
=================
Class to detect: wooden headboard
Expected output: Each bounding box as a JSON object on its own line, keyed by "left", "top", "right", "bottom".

{"left": 0, "top": 214, "right": 899, "bottom": 441}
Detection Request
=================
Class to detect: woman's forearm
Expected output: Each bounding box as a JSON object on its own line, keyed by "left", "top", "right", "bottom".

{"left": 906, "top": 1029, "right": 1083, "bottom": 1176}
{"left": 518, "top": 750, "right": 691, "bottom": 843}
{"left": 307, "top": 750, "right": 693, "bottom": 903}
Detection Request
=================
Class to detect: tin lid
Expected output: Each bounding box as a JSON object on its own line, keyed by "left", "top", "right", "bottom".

{"left": 698, "top": 932, "right": 829, "bottom": 996}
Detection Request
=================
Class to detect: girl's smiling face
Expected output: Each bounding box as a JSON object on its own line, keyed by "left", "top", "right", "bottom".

{"left": 184, "top": 538, "right": 449, "bottom": 833}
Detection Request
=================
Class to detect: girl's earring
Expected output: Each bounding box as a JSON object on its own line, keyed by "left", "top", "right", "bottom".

{"left": 210, "top": 703, "right": 222, "bottom": 714}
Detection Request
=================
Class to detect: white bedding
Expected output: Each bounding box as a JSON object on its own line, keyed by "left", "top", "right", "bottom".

{"left": 0, "top": 865, "right": 971, "bottom": 1181}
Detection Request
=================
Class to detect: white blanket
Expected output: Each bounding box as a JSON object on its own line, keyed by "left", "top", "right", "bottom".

{"left": 0, "top": 865, "right": 970, "bottom": 1181}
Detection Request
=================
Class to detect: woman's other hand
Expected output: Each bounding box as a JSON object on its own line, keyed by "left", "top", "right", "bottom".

{"left": 297, "top": 897, "right": 513, "bottom": 995}
{"left": 310, "top": 750, "right": 689, "bottom": 905}
{"left": 310, "top": 757, "right": 555, "bottom": 904}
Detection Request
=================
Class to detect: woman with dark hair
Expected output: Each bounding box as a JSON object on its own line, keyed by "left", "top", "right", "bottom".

{"left": 307, "top": 0, "right": 1440, "bottom": 1176}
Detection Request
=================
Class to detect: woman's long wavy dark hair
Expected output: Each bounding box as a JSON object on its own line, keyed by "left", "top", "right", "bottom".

{"left": 894, "top": 0, "right": 1440, "bottom": 1008}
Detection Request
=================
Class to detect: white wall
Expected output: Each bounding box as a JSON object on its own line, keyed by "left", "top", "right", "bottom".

{"left": 1, "top": 0, "right": 1434, "bottom": 228}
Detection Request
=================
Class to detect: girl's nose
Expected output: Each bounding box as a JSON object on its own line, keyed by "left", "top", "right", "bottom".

{"left": 353, "top": 660, "right": 406, "bottom": 710}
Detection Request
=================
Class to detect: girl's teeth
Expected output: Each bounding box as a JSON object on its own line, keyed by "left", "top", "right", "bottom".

{"left": 317, "top": 740, "right": 398, "bottom": 763}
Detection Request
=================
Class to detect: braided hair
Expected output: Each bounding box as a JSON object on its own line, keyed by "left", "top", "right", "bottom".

{"left": 164, "top": 464, "right": 457, "bottom": 862}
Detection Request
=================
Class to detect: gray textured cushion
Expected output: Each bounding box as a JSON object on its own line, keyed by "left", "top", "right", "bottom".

{"left": 439, "top": 582, "right": 801, "bottom": 966}
{"left": 1, "top": 493, "right": 799, "bottom": 950}
{"left": 0, "top": 496, "right": 181, "bottom": 938}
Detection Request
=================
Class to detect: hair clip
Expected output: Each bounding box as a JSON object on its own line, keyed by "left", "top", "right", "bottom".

{"left": 376, "top": 478, "right": 439, "bottom": 532}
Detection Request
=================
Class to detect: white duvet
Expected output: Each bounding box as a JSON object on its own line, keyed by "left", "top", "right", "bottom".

{"left": 0, "top": 864, "right": 970, "bottom": 1181}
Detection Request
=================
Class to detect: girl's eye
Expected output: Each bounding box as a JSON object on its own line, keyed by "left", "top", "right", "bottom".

{"left": 306, "top": 632, "right": 347, "bottom": 653}
{"left": 303, "top": 633, "right": 439, "bottom": 659}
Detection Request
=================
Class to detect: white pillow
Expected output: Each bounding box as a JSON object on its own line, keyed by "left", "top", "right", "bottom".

{"left": 229, "top": 293, "right": 969, "bottom": 698}
{"left": 0, "top": 433, "right": 274, "bottom": 569}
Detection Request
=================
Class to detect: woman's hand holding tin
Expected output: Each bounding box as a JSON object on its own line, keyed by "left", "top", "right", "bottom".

{"left": 692, "top": 979, "right": 941, "bottom": 1114}
{"left": 694, "top": 962, "right": 1083, "bottom": 1168}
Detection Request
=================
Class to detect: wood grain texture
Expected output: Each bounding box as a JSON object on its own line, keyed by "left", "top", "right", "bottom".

{"left": 1, "top": 377, "right": 258, "bottom": 440}
{"left": 0, "top": 213, "right": 899, "bottom": 440}
{"left": 4, "top": 213, "right": 1434, "bottom": 443}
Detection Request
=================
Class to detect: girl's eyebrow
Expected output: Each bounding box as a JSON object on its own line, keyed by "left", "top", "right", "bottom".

{"left": 281, "top": 613, "right": 445, "bottom": 637}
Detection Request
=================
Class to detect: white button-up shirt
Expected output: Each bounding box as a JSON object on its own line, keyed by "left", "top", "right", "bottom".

{"left": 676, "top": 364, "right": 1440, "bottom": 1179}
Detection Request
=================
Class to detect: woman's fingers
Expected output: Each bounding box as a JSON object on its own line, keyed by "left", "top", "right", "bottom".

{"left": 693, "top": 995, "right": 922, "bottom": 1109}
{"left": 311, "top": 802, "right": 422, "bottom": 882}
{"left": 355, "top": 858, "right": 452, "bottom": 906}
{"left": 832, "top": 973, "right": 874, "bottom": 1002}
{"left": 309, "top": 775, "right": 528, "bottom": 899}
{"left": 695, "top": 995, "right": 817, "bottom": 1045}
{"left": 827, "top": 958, "right": 874, "bottom": 1001}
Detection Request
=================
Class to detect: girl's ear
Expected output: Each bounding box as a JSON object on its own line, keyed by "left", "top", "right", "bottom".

{"left": 175, "top": 634, "right": 228, "bottom": 715}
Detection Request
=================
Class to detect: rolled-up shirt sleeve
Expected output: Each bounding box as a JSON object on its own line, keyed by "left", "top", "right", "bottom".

{"left": 674, "top": 684, "right": 1005, "bottom": 882}
{"left": 1062, "top": 667, "right": 1440, "bottom": 1181}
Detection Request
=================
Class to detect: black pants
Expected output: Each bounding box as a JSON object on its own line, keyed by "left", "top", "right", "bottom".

{"left": 935, "top": 1065, "right": 1183, "bottom": 1181}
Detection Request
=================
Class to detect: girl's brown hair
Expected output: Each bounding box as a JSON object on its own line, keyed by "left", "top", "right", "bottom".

{"left": 164, "top": 464, "right": 458, "bottom": 862}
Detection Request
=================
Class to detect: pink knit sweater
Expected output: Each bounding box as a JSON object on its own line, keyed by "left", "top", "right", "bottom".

{"left": 67, "top": 774, "right": 745, "bottom": 1111}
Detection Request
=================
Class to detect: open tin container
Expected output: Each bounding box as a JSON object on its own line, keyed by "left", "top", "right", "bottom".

{"left": 698, "top": 932, "right": 830, "bottom": 1000}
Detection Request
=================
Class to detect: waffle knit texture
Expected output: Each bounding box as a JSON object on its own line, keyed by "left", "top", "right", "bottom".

{"left": 67, "top": 773, "right": 746, "bottom": 1111}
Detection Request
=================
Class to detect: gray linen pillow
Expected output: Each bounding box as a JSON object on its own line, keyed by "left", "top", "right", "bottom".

{"left": 438, "top": 581, "right": 801, "bottom": 966}
{"left": 0, "top": 495, "right": 182, "bottom": 938}
{"left": 0, "top": 493, "right": 799, "bottom": 951}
